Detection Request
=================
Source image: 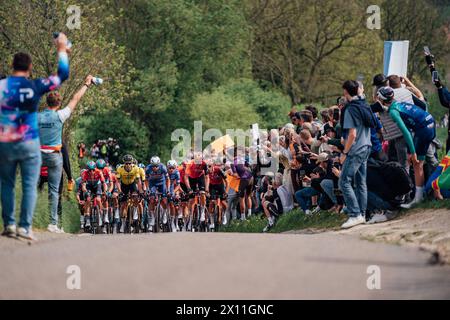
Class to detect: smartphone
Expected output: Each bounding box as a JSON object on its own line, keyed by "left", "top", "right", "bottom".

{"left": 432, "top": 70, "right": 439, "bottom": 83}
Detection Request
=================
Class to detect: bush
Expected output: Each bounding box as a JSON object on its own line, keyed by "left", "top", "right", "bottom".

{"left": 75, "top": 109, "right": 151, "bottom": 162}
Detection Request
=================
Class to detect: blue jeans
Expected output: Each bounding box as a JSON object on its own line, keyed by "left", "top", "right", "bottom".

{"left": 0, "top": 139, "right": 41, "bottom": 230}
{"left": 320, "top": 179, "right": 337, "bottom": 204}
{"left": 367, "top": 191, "right": 393, "bottom": 212}
{"left": 41, "top": 152, "right": 63, "bottom": 225}
{"left": 295, "top": 187, "right": 320, "bottom": 212}
{"left": 338, "top": 146, "right": 371, "bottom": 217}
{"left": 226, "top": 188, "right": 239, "bottom": 220}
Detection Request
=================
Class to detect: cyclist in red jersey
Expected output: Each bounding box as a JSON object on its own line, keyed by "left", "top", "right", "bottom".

{"left": 80, "top": 161, "right": 107, "bottom": 228}
{"left": 184, "top": 153, "right": 209, "bottom": 225}
{"left": 205, "top": 158, "right": 228, "bottom": 229}
{"left": 96, "top": 159, "right": 116, "bottom": 232}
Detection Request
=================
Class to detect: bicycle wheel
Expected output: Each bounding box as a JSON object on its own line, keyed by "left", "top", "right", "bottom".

{"left": 154, "top": 205, "right": 160, "bottom": 233}
{"left": 91, "top": 206, "right": 98, "bottom": 235}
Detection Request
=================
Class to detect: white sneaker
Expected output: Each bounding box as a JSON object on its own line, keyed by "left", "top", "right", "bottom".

{"left": 367, "top": 213, "right": 388, "bottom": 224}
{"left": 2, "top": 224, "right": 16, "bottom": 237}
{"left": 400, "top": 197, "right": 422, "bottom": 209}
{"left": 311, "top": 206, "right": 321, "bottom": 215}
{"left": 17, "top": 227, "right": 37, "bottom": 241}
{"left": 341, "top": 215, "right": 365, "bottom": 229}
{"left": 171, "top": 220, "right": 177, "bottom": 232}
{"left": 304, "top": 209, "right": 312, "bottom": 215}
{"left": 85, "top": 217, "right": 91, "bottom": 228}
{"left": 222, "top": 214, "right": 228, "bottom": 226}
{"left": 200, "top": 210, "right": 206, "bottom": 222}
{"left": 209, "top": 223, "right": 215, "bottom": 230}
{"left": 47, "top": 224, "right": 64, "bottom": 233}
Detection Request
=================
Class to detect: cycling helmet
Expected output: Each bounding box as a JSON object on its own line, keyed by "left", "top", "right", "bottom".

{"left": 96, "top": 159, "right": 106, "bottom": 169}
{"left": 86, "top": 160, "right": 96, "bottom": 170}
{"left": 122, "top": 154, "right": 133, "bottom": 163}
{"left": 167, "top": 160, "right": 177, "bottom": 168}
{"left": 150, "top": 156, "right": 161, "bottom": 166}
{"left": 138, "top": 163, "right": 145, "bottom": 169}
{"left": 377, "top": 86, "right": 395, "bottom": 103}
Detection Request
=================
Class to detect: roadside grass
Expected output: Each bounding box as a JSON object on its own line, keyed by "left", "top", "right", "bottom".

{"left": 221, "top": 198, "right": 450, "bottom": 234}
{"left": 0, "top": 175, "right": 81, "bottom": 234}
{"left": 221, "top": 208, "right": 347, "bottom": 233}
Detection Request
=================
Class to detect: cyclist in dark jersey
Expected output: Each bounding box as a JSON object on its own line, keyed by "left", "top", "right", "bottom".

{"left": 231, "top": 149, "right": 254, "bottom": 220}
{"left": 378, "top": 87, "right": 436, "bottom": 208}
{"left": 167, "top": 160, "right": 181, "bottom": 232}
{"left": 145, "top": 156, "right": 170, "bottom": 231}
{"left": 206, "top": 159, "right": 228, "bottom": 229}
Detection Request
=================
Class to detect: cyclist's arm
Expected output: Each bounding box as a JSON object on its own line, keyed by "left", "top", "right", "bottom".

{"left": 204, "top": 174, "right": 210, "bottom": 192}
{"left": 389, "top": 108, "right": 415, "bottom": 154}
{"left": 165, "top": 174, "right": 170, "bottom": 190}
{"left": 205, "top": 175, "right": 210, "bottom": 193}
{"left": 184, "top": 174, "right": 191, "bottom": 190}
{"left": 136, "top": 177, "right": 143, "bottom": 193}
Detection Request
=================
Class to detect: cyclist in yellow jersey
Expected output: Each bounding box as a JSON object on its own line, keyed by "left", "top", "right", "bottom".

{"left": 116, "top": 155, "right": 142, "bottom": 232}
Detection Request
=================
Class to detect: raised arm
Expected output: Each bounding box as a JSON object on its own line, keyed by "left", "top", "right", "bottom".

{"left": 36, "top": 33, "right": 70, "bottom": 94}
{"left": 67, "top": 75, "right": 93, "bottom": 112}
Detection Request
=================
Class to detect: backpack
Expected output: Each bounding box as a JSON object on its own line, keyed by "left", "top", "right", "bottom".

{"left": 367, "top": 159, "right": 413, "bottom": 201}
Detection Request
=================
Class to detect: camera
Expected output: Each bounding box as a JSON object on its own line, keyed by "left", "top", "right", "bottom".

{"left": 333, "top": 108, "right": 340, "bottom": 121}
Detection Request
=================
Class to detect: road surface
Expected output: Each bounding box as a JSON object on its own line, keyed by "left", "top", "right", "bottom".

{"left": 0, "top": 232, "right": 449, "bottom": 299}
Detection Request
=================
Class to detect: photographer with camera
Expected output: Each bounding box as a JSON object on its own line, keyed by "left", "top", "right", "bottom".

{"left": 425, "top": 47, "right": 450, "bottom": 152}
{"left": 262, "top": 173, "right": 293, "bottom": 232}
{"left": 320, "top": 154, "right": 344, "bottom": 214}
{"left": 294, "top": 153, "right": 330, "bottom": 215}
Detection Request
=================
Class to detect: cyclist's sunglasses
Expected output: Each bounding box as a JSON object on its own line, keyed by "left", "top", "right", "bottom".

{"left": 124, "top": 162, "right": 132, "bottom": 166}
{"left": 168, "top": 166, "right": 175, "bottom": 170}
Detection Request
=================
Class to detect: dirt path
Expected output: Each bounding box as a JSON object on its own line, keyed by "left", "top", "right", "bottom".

{"left": 0, "top": 231, "right": 449, "bottom": 299}
{"left": 334, "top": 209, "right": 450, "bottom": 264}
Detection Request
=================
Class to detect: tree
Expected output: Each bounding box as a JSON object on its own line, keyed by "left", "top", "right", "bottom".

{"left": 0, "top": 0, "right": 129, "bottom": 142}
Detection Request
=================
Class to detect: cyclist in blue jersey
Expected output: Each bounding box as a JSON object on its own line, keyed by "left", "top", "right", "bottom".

{"left": 0, "top": 33, "right": 70, "bottom": 240}
{"left": 167, "top": 160, "right": 181, "bottom": 232}
{"left": 145, "top": 156, "right": 170, "bottom": 231}
{"left": 377, "top": 87, "right": 436, "bottom": 208}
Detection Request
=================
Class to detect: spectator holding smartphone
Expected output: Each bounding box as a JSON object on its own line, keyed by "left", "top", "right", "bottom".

{"left": 0, "top": 33, "right": 70, "bottom": 240}
{"left": 425, "top": 49, "right": 450, "bottom": 152}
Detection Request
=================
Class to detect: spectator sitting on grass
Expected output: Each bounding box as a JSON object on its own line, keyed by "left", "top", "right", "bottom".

{"left": 262, "top": 173, "right": 293, "bottom": 233}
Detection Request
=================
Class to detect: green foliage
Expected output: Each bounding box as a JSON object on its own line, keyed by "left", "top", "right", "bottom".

{"left": 221, "top": 79, "right": 292, "bottom": 129}
{"left": 191, "top": 88, "right": 262, "bottom": 133}
{"left": 76, "top": 109, "right": 151, "bottom": 162}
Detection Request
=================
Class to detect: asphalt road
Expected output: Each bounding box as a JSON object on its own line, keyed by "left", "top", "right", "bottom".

{"left": 1, "top": 232, "right": 449, "bottom": 299}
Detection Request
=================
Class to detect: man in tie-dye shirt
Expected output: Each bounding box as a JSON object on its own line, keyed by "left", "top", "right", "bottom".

{"left": 0, "top": 33, "right": 70, "bottom": 241}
